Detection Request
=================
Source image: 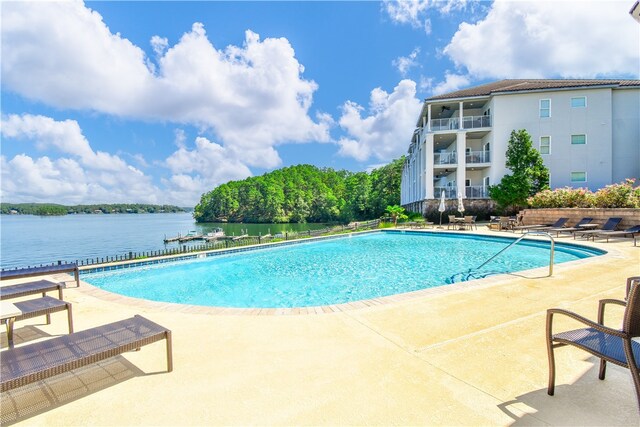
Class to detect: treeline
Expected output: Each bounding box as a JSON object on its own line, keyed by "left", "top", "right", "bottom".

{"left": 194, "top": 158, "right": 404, "bottom": 223}
{"left": 1, "top": 203, "right": 186, "bottom": 216}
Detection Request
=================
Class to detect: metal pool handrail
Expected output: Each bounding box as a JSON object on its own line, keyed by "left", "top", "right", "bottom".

{"left": 476, "top": 231, "right": 556, "bottom": 277}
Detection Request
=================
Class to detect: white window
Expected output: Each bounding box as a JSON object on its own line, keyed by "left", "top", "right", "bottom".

{"left": 571, "top": 172, "right": 587, "bottom": 182}
{"left": 540, "top": 136, "right": 550, "bottom": 154}
{"left": 540, "top": 99, "right": 551, "bottom": 118}
{"left": 571, "top": 96, "right": 586, "bottom": 108}
{"left": 571, "top": 134, "right": 586, "bottom": 145}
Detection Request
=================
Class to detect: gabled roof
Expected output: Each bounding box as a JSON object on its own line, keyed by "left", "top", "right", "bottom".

{"left": 426, "top": 79, "right": 640, "bottom": 101}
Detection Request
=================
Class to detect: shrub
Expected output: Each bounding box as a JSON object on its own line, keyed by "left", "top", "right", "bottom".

{"left": 527, "top": 179, "right": 639, "bottom": 208}
{"left": 593, "top": 179, "right": 640, "bottom": 208}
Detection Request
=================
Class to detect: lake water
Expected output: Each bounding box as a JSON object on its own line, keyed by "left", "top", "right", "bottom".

{"left": 0, "top": 213, "right": 326, "bottom": 269}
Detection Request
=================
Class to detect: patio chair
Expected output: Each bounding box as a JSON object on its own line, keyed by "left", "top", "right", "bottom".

{"left": 463, "top": 215, "right": 477, "bottom": 231}
{"left": 499, "top": 216, "right": 513, "bottom": 231}
{"left": 573, "top": 217, "right": 622, "bottom": 240}
{"left": 592, "top": 225, "right": 640, "bottom": 243}
{"left": 550, "top": 217, "right": 594, "bottom": 237}
{"left": 546, "top": 276, "right": 640, "bottom": 411}
{"left": 447, "top": 215, "right": 456, "bottom": 230}
{"left": 487, "top": 216, "right": 501, "bottom": 231}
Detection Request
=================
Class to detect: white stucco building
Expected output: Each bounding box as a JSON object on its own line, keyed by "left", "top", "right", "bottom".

{"left": 400, "top": 79, "right": 640, "bottom": 211}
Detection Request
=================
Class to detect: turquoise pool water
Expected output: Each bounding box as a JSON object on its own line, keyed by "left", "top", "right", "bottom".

{"left": 82, "top": 231, "right": 604, "bottom": 308}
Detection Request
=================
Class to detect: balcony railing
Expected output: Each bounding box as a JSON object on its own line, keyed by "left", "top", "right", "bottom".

{"left": 434, "top": 151, "right": 457, "bottom": 164}
{"left": 433, "top": 187, "right": 457, "bottom": 199}
{"left": 462, "top": 115, "right": 491, "bottom": 129}
{"left": 432, "top": 186, "right": 489, "bottom": 199}
{"left": 430, "top": 115, "right": 491, "bottom": 131}
{"left": 465, "top": 186, "right": 489, "bottom": 199}
{"left": 465, "top": 150, "right": 491, "bottom": 164}
{"left": 430, "top": 117, "right": 459, "bottom": 131}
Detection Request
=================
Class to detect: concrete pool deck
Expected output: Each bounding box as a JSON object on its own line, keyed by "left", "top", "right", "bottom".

{"left": 1, "top": 228, "right": 639, "bottom": 425}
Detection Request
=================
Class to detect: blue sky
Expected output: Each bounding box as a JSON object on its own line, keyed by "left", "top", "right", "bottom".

{"left": 1, "top": 1, "right": 638, "bottom": 206}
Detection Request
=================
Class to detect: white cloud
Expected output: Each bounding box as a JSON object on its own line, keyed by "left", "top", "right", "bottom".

{"left": 163, "top": 136, "right": 253, "bottom": 204}
{"left": 444, "top": 0, "right": 640, "bottom": 79}
{"left": 1, "top": 114, "right": 129, "bottom": 172}
{"left": 1, "top": 1, "right": 331, "bottom": 171}
{"left": 382, "top": 0, "right": 468, "bottom": 33}
{"left": 0, "top": 114, "right": 163, "bottom": 204}
{"left": 383, "top": 0, "right": 431, "bottom": 33}
{"left": 392, "top": 48, "right": 421, "bottom": 76}
{"left": 150, "top": 35, "right": 168, "bottom": 57}
{"left": 337, "top": 80, "right": 422, "bottom": 162}
{"left": 431, "top": 72, "right": 471, "bottom": 95}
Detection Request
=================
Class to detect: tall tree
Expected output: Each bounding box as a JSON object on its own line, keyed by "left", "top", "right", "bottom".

{"left": 489, "top": 129, "right": 550, "bottom": 211}
{"left": 194, "top": 160, "right": 405, "bottom": 224}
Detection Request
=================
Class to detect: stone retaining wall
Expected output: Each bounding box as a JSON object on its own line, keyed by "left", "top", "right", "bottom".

{"left": 403, "top": 199, "right": 497, "bottom": 221}
{"left": 518, "top": 208, "right": 640, "bottom": 229}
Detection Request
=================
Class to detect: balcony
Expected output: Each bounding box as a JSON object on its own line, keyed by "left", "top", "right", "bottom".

{"left": 430, "top": 115, "right": 491, "bottom": 132}
{"left": 430, "top": 117, "right": 459, "bottom": 131}
{"left": 466, "top": 150, "right": 491, "bottom": 164}
{"left": 434, "top": 151, "right": 457, "bottom": 165}
{"left": 433, "top": 186, "right": 457, "bottom": 199}
{"left": 465, "top": 185, "right": 489, "bottom": 199}
{"left": 462, "top": 115, "right": 491, "bottom": 129}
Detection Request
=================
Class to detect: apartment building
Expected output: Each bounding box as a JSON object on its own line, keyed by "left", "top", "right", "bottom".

{"left": 400, "top": 79, "right": 640, "bottom": 211}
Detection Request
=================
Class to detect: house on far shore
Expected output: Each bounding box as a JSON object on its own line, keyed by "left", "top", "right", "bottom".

{"left": 400, "top": 79, "right": 640, "bottom": 213}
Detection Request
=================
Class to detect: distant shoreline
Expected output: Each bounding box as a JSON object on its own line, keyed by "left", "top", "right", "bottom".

{"left": 1, "top": 203, "right": 190, "bottom": 216}
{"left": 2, "top": 211, "right": 192, "bottom": 216}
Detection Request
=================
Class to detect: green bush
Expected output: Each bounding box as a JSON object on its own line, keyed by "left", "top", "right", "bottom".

{"left": 528, "top": 179, "right": 640, "bottom": 209}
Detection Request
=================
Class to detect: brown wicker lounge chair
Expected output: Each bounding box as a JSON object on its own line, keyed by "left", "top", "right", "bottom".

{"left": 0, "top": 263, "right": 80, "bottom": 287}
{"left": 546, "top": 276, "right": 640, "bottom": 411}
{"left": 1, "top": 315, "right": 172, "bottom": 392}
{"left": 1, "top": 296, "right": 73, "bottom": 347}
{"left": 0, "top": 279, "right": 64, "bottom": 300}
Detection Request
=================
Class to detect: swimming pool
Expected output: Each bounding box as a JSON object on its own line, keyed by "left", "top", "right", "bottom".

{"left": 82, "top": 231, "right": 604, "bottom": 308}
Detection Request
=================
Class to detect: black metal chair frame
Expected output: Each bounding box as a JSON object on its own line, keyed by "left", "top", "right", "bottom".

{"left": 546, "top": 276, "right": 640, "bottom": 411}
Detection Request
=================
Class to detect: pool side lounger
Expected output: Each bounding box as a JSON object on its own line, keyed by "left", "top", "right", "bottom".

{"left": 1, "top": 315, "right": 172, "bottom": 392}
{"left": 592, "top": 225, "right": 640, "bottom": 243}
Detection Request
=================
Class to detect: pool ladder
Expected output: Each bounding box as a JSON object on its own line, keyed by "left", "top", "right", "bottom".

{"left": 476, "top": 230, "right": 556, "bottom": 277}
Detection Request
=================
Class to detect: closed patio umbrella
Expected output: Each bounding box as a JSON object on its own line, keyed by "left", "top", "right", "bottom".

{"left": 438, "top": 190, "right": 446, "bottom": 228}
{"left": 457, "top": 192, "right": 465, "bottom": 215}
